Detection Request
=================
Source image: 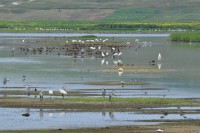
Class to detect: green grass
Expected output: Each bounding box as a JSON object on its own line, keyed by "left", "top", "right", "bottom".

{"left": 60, "top": 97, "right": 194, "bottom": 105}
{"left": 170, "top": 32, "right": 200, "bottom": 42}
{"left": 1, "top": 20, "right": 200, "bottom": 33}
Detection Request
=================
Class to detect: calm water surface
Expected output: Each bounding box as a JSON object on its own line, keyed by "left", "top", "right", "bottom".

{"left": 0, "top": 33, "right": 200, "bottom": 130}
{"left": 1, "top": 107, "right": 200, "bottom": 130}
{"left": 0, "top": 33, "right": 200, "bottom": 98}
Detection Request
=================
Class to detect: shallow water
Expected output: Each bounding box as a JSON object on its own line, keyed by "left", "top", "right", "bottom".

{"left": 1, "top": 107, "right": 200, "bottom": 130}
{"left": 1, "top": 33, "right": 200, "bottom": 98}
{"left": 1, "top": 33, "right": 200, "bottom": 129}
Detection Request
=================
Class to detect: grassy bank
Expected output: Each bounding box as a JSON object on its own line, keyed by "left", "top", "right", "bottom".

{"left": 170, "top": 32, "right": 200, "bottom": 42}
{"left": 0, "top": 97, "right": 197, "bottom": 109}
{"left": 0, "top": 21, "right": 200, "bottom": 33}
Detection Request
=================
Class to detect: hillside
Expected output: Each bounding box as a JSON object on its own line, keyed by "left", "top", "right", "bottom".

{"left": 0, "top": 0, "right": 200, "bottom": 21}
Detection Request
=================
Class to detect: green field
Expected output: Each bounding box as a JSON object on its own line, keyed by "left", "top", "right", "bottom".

{"left": 170, "top": 32, "right": 200, "bottom": 42}
{"left": 1, "top": 21, "right": 200, "bottom": 33}
{"left": 0, "top": 0, "right": 200, "bottom": 22}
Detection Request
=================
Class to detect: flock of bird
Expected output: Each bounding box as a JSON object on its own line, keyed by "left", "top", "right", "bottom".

{"left": 4, "top": 37, "right": 162, "bottom": 100}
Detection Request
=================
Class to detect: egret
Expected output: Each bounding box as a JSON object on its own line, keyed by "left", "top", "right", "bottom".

{"left": 25, "top": 84, "right": 30, "bottom": 96}
{"left": 101, "top": 59, "right": 105, "bottom": 65}
{"left": 111, "top": 47, "right": 115, "bottom": 51}
{"left": 135, "top": 38, "right": 139, "bottom": 42}
{"left": 158, "top": 53, "right": 162, "bottom": 61}
{"left": 101, "top": 52, "right": 105, "bottom": 57}
{"left": 98, "top": 46, "right": 101, "bottom": 50}
{"left": 118, "top": 52, "right": 122, "bottom": 57}
{"left": 59, "top": 87, "right": 67, "bottom": 98}
{"left": 89, "top": 46, "right": 96, "bottom": 50}
{"left": 118, "top": 68, "right": 123, "bottom": 72}
{"left": 80, "top": 48, "right": 85, "bottom": 54}
{"left": 121, "top": 81, "right": 125, "bottom": 88}
{"left": 39, "top": 90, "right": 44, "bottom": 101}
{"left": 49, "top": 90, "right": 53, "bottom": 98}
{"left": 156, "top": 129, "right": 164, "bottom": 132}
{"left": 113, "top": 52, "right": 118, "bottom": 58}
{"left": 3, "top": 77, "right": 9, "bottom": 88}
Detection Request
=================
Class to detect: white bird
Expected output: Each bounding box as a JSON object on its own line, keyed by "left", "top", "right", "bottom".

{"left": 25, "top": 84, "right": 31, "bottom": 96}
{"left": 117, "top": 60, "right": 123, "bottom": 65}
{"left": 135, "top": 38, "right": 139, "bottom": 42}
{"left": 3, "top": 77, "right": 9, "bottom": 87}
{"left": 90, "top": 46, "right": 96, "bottom": 50}
{"left": 98, "top": 46, "right": 101, "bottom": 50}
{"left": 59, "top": 88, "right": 67, "bottom": 98}
{"left": 80, "top": 48, "right": 85, "bottom": 54}
{"left": 156, "top": 129, "right": 164, "bottom": 132}
{"left": 158, "top": 53, "right": 162, "bottom": 61}
{"left": 121, "top": 81, "right": 125, "bottom": 88}
{"left": 118, "top": 52, "right": 122, "bottom": 57}
{"left": 105, "top": 52, "right": 109, "bottom": 56}
{"left": 111, "top": 47, "right": 115, "bottom": 51}
{"left": 118, "top": 68, "right": 123, "bottom": 72}
{"left": 101, "top": 59, "right": 105, "bottom": 65}
{"left": 113, "top": 52, "right": 119, "bottom": 57}
{"left": 49, "top": 90, "right": 53, "bottom": 98}
{"left": 101, "top": 52, "right": 105, "bottom": 57}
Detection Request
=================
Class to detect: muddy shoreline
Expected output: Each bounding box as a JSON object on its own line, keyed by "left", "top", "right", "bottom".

{"left": 0, "top": 96, "right": 200, "bottom": 132}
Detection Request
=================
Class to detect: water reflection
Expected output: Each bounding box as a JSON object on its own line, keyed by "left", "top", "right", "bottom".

{"left": 0, "top": 107, "right": 199, "bottom": 130}
{"left": 1, "top": 35, "right": 200, "bottom": 99}
{"left": 158, "top": 63, "right": 162, "bottom": 69}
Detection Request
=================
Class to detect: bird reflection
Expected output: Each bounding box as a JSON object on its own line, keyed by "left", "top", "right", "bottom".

{"left": 158, "top": 63, "right": 162, "bottom": 69}
{"left": 118, "top": 71, "right": 123, "bottom": 76}
{"left": 22, "top": 108, "right": 30, "bottom": 117}
{"left": 109, "top": 112, "right": 115, "bottom": 120}
{"left": 101, "top": 112, "right": 115, "bottom": 119}
{"left": 48, "top": 113, "right": 53, "bottom": 117}
{"left": 102, "top": 111, "right": 106, "bottom": 117}
{"left": 40, "top": 109, "right": 44, "bottom": 119}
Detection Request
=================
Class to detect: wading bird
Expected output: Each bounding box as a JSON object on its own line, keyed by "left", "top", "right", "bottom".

{"left": 121, "top": 81, "right": 125, "bottom": 88}
{"left": 158, "top": 53, "right": 162, "bottom": 61}
{"left": 59, "top": 87, "right": 67, "bottom": 98}
{"left": 3, "top": 77, "right": 9, "bottom": 88}
{"left": 49, "top": 90, "right": 53, "bottom": 98}
{"left": 25, "top": 84, "right": 30, "bottom": 96}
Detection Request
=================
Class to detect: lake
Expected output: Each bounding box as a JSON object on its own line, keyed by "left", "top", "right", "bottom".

{"left": 0, "top": 33, "right": 199, "bottom": 98}
{"left": 0, "top": 33, "right": 200, "bottom": 130}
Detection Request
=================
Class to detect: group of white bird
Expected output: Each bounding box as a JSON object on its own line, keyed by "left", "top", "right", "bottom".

{"left": 69, "top": 38, "right": 109, "bottom": 44}
{"left": 25, "top": 84, "right": 68, "bottom": 98}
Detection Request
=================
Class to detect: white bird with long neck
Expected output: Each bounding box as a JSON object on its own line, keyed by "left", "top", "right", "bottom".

{"left": 59, "top": 87, "right": 67, "bottom": 98}
{"left": 49, "top": 90, "right": 53, "bottom": 98}
{"left": 158, "top": 53, "right": 162, "bottom": 61}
